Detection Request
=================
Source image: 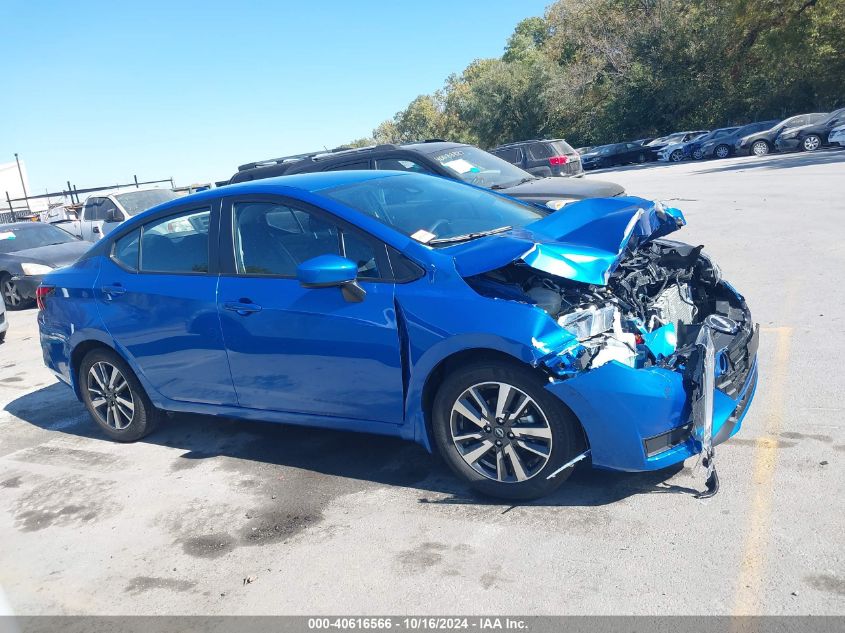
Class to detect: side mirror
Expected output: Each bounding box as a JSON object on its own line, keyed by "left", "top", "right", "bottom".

{"left": 105, "top": 209, "right": 121, "bottom": 223}
{"left": 296, "top": 254, "right": 365, "bottom": 302}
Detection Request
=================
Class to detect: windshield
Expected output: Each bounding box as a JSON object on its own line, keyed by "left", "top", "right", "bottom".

{"left": 115, "top": 189, "right": 181, "bottom": 216}
{"left": 428, "top": 146, "right": 533, "bottom": 189}
{"left": 319, "top": 173, "right": 545, "bottom": 245}
{"left": 0, "top": 223, "right": 77, "bottom": 254}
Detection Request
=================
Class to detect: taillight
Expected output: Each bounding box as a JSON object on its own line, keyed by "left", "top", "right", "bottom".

{"left": 36, "top": 286, "right": 54, "bottom": 311}
{"left": 549, "top": 156, "right": 569, "bottom": 165}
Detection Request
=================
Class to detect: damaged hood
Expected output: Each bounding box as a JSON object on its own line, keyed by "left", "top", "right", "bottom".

{"left": 449, "top": 196, "right": 685, "bottom": 285}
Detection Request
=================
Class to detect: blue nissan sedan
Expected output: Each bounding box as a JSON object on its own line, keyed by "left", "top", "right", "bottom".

{"left": 37, "top": 171, "right": 758, "bottom": 499}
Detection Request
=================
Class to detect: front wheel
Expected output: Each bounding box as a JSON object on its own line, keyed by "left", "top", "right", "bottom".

{"left": 802, "top": 134, "right": 821, "bottom": 152}
{"left": 1, "top": 273, "right": 29, "bottom": 310}
{"left": 751, "top": 140, "right": 770, "bottom": 156}
{"left": 692, "top": 148, "right": 704, "bottom": 160}
{"left": 79, "top": 348, "right": 162, "bottom": 442}
{"left": 714, "top": 144, "right": 731, "bottom": 159}
{"left": 432, "top": 361, "right": 583, "bottom": 500}
{"left": 669, "top": 149, "right": 684, "bottom": 162}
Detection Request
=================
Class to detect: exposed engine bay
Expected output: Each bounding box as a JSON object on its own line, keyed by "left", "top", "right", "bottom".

{"left": 466, "top": 240, "right": 752, "bottom": 376}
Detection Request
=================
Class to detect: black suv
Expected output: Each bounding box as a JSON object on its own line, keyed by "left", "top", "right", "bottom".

{"left": 231, "top": 141, "right": 623, "bottom": 209}
{"left": 490, "top": 139, "right": 583, "bottom": 177}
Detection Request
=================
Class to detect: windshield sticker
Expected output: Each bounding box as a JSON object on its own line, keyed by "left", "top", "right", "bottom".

{"left": 410, "top": 229, "right": 436, "bottom": 244}
{"left": 0, "top": 231, "right": 16, "bottom": 240}
{"left": 443, "top": 158, "right": 479, "bottom": 174}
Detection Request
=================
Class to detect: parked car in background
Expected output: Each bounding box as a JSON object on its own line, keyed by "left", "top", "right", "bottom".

{"left": 656, "top": 131, "right": 710, "bottom": 162}
{"left": 232, "top": 142, "right": 624, "bottom": 209}
{"left": 775, "top": 107, "right": 845, "bottom": 152}
{"left": 735, "top": 113, "right": 828, "bottom": 156}
{"left": 828, "top": 123, "right": 845, "bottom": 147}
{"left": 686, "top": 127, "right": 740, "bottom": 160}
{"left": 0, "top": 222, "right": 90, "bottom": 309}
{"left": 631, "top": 138, "right": 655, "bottom": 146}
{"left": 580, "top": 142, "right": 654, "bottom": 169}
{"left": 698, "top": 121, "right": 779, "bottom": 159}
{"left": 646, "top": 131, "right": 708, "bottom": 153}
{"left": 491, "top": 139, "right": 584, "bottom": 177}
{"left": 38, "top": 170, "right": 757, "bottom": 500}
{"left": 62, "top": 189, "right": 182, "bottom": 241}
{"left": 0, "top": 291, "right": 7, "bottom": 342}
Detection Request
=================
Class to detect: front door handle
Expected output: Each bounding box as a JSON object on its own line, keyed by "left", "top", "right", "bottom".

{"left": 223, "top": 301, "right": 262, "bottom": 316}
{"left": 101, "top": 284, "right": 126, "bottom": 299}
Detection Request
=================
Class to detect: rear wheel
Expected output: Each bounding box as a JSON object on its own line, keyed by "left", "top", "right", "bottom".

{"left": 751, "top": 140, "right": 770, "bottom": 156}
{"left": 432, "top": 361, "right": 582, "bottom": 500}
{"left": 79, "top": 348, "right": 162, "bottom": 442}
{"left": 802, "top": 134, "right": 821, "bottom": 152}
{"left": 714, "top": 144, "right": 731, "bottom": 159}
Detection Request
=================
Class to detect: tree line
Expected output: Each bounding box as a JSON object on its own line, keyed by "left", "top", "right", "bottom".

{"left": 342, "top": 0, "right": 844, "bottom": 150}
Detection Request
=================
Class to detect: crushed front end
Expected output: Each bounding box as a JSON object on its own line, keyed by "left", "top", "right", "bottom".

{"left": 466, "top": 237, "right": 759, "bottom": 475}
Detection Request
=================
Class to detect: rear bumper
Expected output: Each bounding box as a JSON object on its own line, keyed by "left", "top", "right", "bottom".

{"left": 10, "top": 274, "right": 42, "bottom": 300}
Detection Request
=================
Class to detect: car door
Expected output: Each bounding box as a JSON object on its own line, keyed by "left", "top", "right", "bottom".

{"left": 216, "top": 195, "right": 405, "bottom": 425}
{"left": 95, "top": 202, "right": 237, "bottom": 406}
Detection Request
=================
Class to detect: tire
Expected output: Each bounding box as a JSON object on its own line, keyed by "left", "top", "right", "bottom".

{"left": 751, "top": 140, "right": 770, "bottom": 156}
{"left": 637, "top": 152, "right": 646, "bottom": 163}
{"left": 802, "top": 134, "right": 821, "bottom": 152}
{"left": 692, "top": 148, "right": 704, "bottom": 160}
{"left": 79, "top": 348, "right": 162, "bottom": 442}
{"left": 432, "top": 360, "right": 583, "bottom": 500}
{"left": 669, "top": 149, "right": 684, "bottom": 162}
{"left": 0, "top": 332, "right": 5, "bottom": 344}
{"left": 714, "top": 144, "right": 731, "bottom": 159}
{"left": 1, "top": 273, "right": 30, "bottom": 310}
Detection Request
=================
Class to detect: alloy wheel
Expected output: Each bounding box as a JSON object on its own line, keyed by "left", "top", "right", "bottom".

{"left": 449, "top": 382, "right": 552, "bottom": 483}
{"left": 752, "top": 141, "right": 769, "bottom": 156}
{"left": 715, "top": 145, "right": 730, "bottom": 159}
{"left": 803, "top": 135, "right": 820, "bottom": 151}
{"left": 87, "top": 361, "right": 135, "bottom": 430}
{"left": 2, "top": 278, "right": 21, "bottom": 308}
{"left": 692, "top": 149, "right": 703, "bottom": 160}
{"left": 670, "top": 150, "right": 683, "bottom": 162}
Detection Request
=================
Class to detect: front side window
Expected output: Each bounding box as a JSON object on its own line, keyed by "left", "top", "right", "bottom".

{"left": 100, "top": 199, "right": 122, "bottom": 222}
{"left": 319, "top": 172, "right": 545, "bottom": 246}
{"left": 234, "top": 201, "right": 381, "bottom": 279}
{"left": 140, "top": 208, "right": 210, "bottom": 273}
{"left": 331, "top": 160, "right": 371, "bottom": 171}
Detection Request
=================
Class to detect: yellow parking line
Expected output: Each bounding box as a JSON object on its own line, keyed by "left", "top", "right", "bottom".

{"left": 733, "top": 326, "right": 792, "bottom": 615}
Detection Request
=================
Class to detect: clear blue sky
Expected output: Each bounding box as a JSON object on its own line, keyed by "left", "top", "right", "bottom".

{"left": 1, "top": 0, "right": 549, "bottom": 195}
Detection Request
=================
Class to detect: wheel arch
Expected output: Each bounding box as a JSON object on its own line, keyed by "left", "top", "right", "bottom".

{"left": 416, "top": 347, "right": 588, "bottom": 455}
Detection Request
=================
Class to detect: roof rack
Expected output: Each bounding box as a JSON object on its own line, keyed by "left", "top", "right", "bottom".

{"left": 237, "top": 151, "right": 324, "bottom": 172}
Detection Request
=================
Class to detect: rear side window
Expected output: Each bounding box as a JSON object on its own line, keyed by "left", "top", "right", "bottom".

{"left": 140, "top": 208, "right": 210, "bottom": 273}
{"left": 527, "top": 143, "right": 554, "bottom": 160}
{"left": 112, "top": 230, "right": 140, "bottom": 271}
{"left": 331, "top": 161, "right": 371, "bottom": 171}
{"left": 549, "top": 140, "right": 575, "bottom": 155}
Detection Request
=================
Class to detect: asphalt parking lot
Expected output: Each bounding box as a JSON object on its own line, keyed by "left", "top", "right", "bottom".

{"left": 1, "top": 150, "right": 843, "bottom": 616}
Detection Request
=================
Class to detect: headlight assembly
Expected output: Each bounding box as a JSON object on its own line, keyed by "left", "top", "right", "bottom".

{"left": 20, "top": 263, "right": 54, "bottom": 276}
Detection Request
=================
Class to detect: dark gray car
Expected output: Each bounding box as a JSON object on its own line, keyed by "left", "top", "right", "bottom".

{"left": 490, "top": 139, "right": 584, "bottom": 177}
{"left": 232, "top": 142, "right": 624, "bottom": 210}
{"left": 0, "top": 222, "right": 91, "bottom": 309}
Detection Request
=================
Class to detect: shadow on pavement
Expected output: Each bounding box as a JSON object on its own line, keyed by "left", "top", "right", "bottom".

{"left": 5, "top": 381, "right": 694, "bottom": 508}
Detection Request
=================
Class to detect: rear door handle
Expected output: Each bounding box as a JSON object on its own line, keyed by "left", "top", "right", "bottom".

{"left": 101, "top": 285, "right": 126, "bottom": 299}
{"left": 223, "top": 301, "right": 262, "bottom": 316}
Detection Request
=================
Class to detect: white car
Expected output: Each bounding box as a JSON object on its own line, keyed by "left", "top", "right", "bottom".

{"left": 828, "top": 123, "right": 845, "bottom": 147}
{"left": 0, "top": 295, "right": 7, "bottom": 343}
{"left": 64, "top": 188, "right": 182, "bottom": 242}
